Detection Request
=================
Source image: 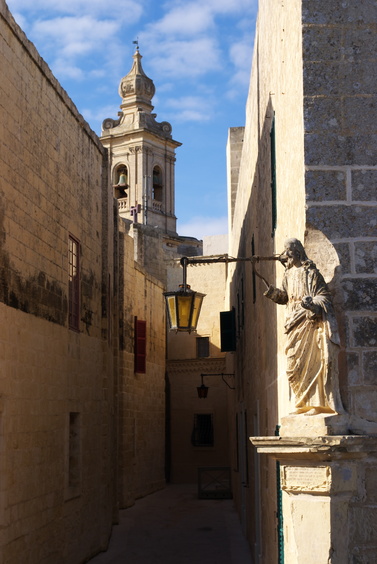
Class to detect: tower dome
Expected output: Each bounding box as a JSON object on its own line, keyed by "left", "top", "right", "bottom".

{"left": 118, "top": 47, "right": 155, "bottom": 112}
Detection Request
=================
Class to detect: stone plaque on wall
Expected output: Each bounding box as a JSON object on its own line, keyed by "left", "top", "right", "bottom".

{"left": 281, "top": 465, "right": 331, "bottom": 493}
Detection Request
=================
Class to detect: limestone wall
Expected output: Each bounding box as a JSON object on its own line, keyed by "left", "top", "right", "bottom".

{"left": 118, "top": 221, "right": 166, "bottom": 506}
{"left": 0, "top": 2, "right": 117, "bottom": 562}
{"left": 302, "top": 1, "right": 377, "bottom": 422}
{"left": 227, "top": 1, "right": 306, "bottom": 560}
{"left": 227, "top": 0, "right": 377, "bottom": 561}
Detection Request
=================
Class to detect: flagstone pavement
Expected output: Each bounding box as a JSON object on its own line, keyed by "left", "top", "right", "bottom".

{"left": 87, "top": 484, "right": 253, "bottom": 564}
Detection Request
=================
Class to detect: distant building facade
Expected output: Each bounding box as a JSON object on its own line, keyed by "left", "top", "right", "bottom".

{"left": 166, "top": 238, "right": 230, "bottom": 485}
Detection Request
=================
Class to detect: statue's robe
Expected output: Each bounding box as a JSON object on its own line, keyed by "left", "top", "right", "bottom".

{"left": 265, "top": 261, "right": 344, "bottom": 413}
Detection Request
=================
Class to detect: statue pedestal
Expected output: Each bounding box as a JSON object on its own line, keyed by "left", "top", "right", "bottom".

{"left": 250, "top": 434, "right": 377, "bottom": 564}
{"left": 280, "top": 413, "right": 350, "bottom": 437}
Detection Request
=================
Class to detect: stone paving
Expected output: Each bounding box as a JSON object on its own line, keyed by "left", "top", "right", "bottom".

{"left": 88, "top": 484, "right": 253, "bottom": 564}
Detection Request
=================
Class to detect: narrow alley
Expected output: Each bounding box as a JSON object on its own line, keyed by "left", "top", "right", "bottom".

{"left": 88, "top": 485, "right": 253, "bottom": 564}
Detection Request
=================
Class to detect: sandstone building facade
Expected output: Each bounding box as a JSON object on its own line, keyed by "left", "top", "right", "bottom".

{"left": 2, "top": 0, "right": 377, "bottom": 562}
{"left": 226, "top": 1, "right": 377, "bottom": 562}
{"left": 0, "top": 2, "right": 168, "bottom": 562}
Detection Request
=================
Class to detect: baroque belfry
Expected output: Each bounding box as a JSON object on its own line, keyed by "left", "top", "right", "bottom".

{"left": 101, "top": 46, "right": 181, "bottom": 236}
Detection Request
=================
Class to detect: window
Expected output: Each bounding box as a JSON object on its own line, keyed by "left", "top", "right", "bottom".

{"left": 238, "top": 277, "right": 245, "bottom": 331}
{"left": 191, "top": 414, "right": 214, "bottom": 447}
{"left": 270, "top": 115, "right": 277, "bottom": 237}
{"left": 251, "top": 235, "right": 257, "bottom": 304}
{"left": 134, "top": 317, "right": 146, "bottom": 373}
{"left": 67, "top": 412, "right": 81, "bottom": 497}
{"left": 152, "top": 166, "right": 163, "bottom": 202}
{"left": 196, "top": 336, "right": 210, "bottom": 358}
{"left": 68, "top": 235, "right": 80, "bottom": 331}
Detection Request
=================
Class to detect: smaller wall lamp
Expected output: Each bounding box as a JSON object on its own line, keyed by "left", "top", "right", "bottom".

{"left": 164, "top": 254, "right": 284, "bottom": 333}
{"left": 197, "top": 373, "right": 235, "bottom": 399}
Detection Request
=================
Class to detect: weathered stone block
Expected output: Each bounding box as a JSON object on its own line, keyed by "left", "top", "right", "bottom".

{"left": 304, "top": 97, "right": 344, "bottom": 134}
{"left": 352, "top": 317, "right": 377, "bottom": 347}
{"left": 303, "top": 26, "right": 343, "bottom": 62}
{"left": 307, "top": 205, "right": 376, "bottom": 239}
{"left": 350, "top": 547, "right": 377, "bottom": 564}
{"left": 304, "top": 62, "right": 376, "bottom": 97}
{"left": 351, "top": 506, "right": 377, "bottom": 543}
{"left": 343, "top": 28, "right": 377, "bottom": 62}
{"left": 347, "top": 352, "right": 361, "bottom": 386}
{"left": 363, "top": 351, "right": 377, "bottom": 385}
{"left": 305, "top": 169, "right": 346, "bottom": 200}
{"left": 352, "top": 169, "right": 377, "bottom": 201}
{"left": 365, "top": 465, "right": 377, "bottom": 503}
{"left": 305, "top": 132, "right": 377, "bottom": 166}
{"left": 334, "top": 242, "right": 351, "bottom": 274}
{"left": 342, "top": 278, "right": 377, "bottom": 311}
{"left": 302, "top": 1, "right": 377, "bottom": 25}
{"left": 343, "top": 96, "right": 377, "bottom": 135}
{"left": 355, "top": 241, "right": 377, "bottom": 273}
{"left": 353, "top": 389, "right": 377, "bottom": 420}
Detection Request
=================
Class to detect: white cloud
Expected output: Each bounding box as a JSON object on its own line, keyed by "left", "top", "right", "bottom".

{"left": 224, "top": 27, "right": 254, "bottom": 98}
{"left": 149, "top": 4, "right": 214, "bottom": 36}
{"left": 81, "top": 104, "right": 119, "bottom": 124}
{"left": 7, "top": 0, "right": 143, "bottom": 21}
{"left": 162, "top": 0, "right": 256, "bottom": 19}
{"left": 178, "top": 216, "right": 228, "bottom": 240}
{"left": 164, "top": 95, "right": 213, "bottom": 122}
{"left": 145, "top": 37, "right": 221, "bottom": 78}
{"left": 52, "top": 59, "right": 85, "bottom": 80}
{"left": 31, "top": 16, "right": 120, "bottom": 56}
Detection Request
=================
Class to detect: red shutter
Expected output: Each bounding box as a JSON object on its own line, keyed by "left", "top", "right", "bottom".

{"left": 134, "top": 317, "right": 146, "bottom": 373}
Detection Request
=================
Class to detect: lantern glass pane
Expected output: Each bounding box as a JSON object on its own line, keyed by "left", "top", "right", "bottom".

{"left": 166, "top": 295, "right": 177, "bottom": 328}
{"left": 177, "top": 295, "right": 194, "bottom": 328}
{"left": 191, "top": 293, "right": 204, "bottom": 330}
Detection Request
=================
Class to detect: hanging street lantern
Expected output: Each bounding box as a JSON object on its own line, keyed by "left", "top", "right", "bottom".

{"left": 164, "top": 257, "right": 205, "bottom": 333}
{"left": 197, "top": 383, "right": 209, "bottom": 399}
{"left": 164, "top": 253, "right": 285, "bottom": 333}
{"left": 196, "top": 373, "right": 235, "bottom": 398}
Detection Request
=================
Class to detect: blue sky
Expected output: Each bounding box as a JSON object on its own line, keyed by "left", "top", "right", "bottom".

{"left": 7, "top": 0, "right": 257, "bottom": 240}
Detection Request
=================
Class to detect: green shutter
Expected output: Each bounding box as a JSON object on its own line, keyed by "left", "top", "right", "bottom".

{"left": 270, "top": 115, "right": 277, "bottom": 237}
{"left": 275, "top": 425, "right": 284, "bottom": 563}
{"left": 220, "top": 310, "right": 236, "bottom": 352}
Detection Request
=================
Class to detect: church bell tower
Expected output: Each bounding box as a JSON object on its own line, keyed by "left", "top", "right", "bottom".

{"left": 101, "top": 47, "right": 181, "bottom": 235}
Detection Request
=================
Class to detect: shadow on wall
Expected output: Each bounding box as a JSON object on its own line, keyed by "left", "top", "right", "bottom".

{"left": 227, "top": 98, "right": 280, "bottom": 559}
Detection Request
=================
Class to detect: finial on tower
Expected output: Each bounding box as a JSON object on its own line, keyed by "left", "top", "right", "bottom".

{"left": 132, "top": 39, "right": 139, "bottom": 51}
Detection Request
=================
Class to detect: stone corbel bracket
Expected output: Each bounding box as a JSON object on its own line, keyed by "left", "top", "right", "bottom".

{"left": 250, "top": 435, "right": 377, "bottom": 461}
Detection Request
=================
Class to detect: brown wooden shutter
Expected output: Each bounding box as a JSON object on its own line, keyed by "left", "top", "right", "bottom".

{"left": 134, "top": 317, "right": 146, "bottom": 373}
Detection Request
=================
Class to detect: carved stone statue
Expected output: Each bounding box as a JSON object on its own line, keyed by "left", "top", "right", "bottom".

{"left": 263, "top": 238, "right": 344, "bottom": 416}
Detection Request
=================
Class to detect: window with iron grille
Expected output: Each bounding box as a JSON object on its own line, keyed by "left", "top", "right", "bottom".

{"left": 191, "top": 414, "right": 214, "bottom": 447}
{"left": 68, "top": 235, "right": 80, "bottom": 331}
{"left": 196, "top": 336, "right": 210, "bottom": 358}
{"left": 134, "top": 317, "right": 146, "bottom": 373}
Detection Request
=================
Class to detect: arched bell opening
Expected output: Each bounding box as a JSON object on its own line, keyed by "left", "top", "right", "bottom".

{"left": 113, "top": 165, "right": 129, "bottom": 199}
{"left": 152, "top": 166, "right": 163, "bottom": 203}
